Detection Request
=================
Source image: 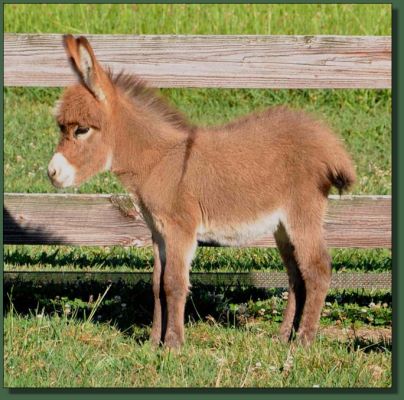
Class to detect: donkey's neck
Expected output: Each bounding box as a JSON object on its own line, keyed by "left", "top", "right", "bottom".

{"left": 111, "top": 100, "right": 189, "bottom": 193}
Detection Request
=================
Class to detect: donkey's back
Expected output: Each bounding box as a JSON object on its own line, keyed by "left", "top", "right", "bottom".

{"left": 179, "top": 106, "right": 355, "bottom": 236}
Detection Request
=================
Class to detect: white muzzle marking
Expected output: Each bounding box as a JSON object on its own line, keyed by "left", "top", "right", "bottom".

{"left": 48, "top": 152, "right": 76, "bottom": 188}
{"left": 104, "top": 151, "right": 113, "bottom": 172}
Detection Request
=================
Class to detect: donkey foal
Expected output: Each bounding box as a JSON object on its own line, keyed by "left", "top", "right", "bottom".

{"left": 48, "top": 35, "right": 355, "bottom": 349}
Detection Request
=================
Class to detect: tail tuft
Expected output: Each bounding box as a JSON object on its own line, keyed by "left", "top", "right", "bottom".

{"left": 328, "top": 169, "right": 355, "bottom": 195}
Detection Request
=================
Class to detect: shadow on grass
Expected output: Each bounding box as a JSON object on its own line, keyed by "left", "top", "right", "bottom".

{"left": 348, "top": 336, "right": 392, "bottom": 353}
{"left": 4, "top": 278, "right": 392, "bottom": 352}
{"left": 4, "top": 279, "right": 270, "bottom": 333}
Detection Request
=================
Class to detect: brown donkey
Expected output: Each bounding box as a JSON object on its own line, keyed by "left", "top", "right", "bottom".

{"left": 48, "top": 35, "right": 355, "bottom": 348}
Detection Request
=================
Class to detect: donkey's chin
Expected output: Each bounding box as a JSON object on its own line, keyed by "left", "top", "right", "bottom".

{"left": 50, "top": 176, "right": 76, "bottom": 189}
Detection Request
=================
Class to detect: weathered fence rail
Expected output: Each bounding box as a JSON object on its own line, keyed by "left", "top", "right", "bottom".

{"left": 4, "top": 34, "right": 391, "bottom": 88}
{"left": 3, "top": 193, "right": 391, "bottom": 248}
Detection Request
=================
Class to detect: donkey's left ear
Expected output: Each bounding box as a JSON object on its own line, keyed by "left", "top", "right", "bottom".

{"left": 63, "top": 34, "right": 110, "bottom": 102}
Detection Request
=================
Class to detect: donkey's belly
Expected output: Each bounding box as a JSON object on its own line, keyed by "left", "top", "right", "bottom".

{"left": 197, "top": 210, "right": 285, "bottom": 247}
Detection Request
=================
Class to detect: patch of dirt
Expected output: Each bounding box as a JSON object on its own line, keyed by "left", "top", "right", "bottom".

{"left": 319, "top": 325, "right": 391, "bottom": 344}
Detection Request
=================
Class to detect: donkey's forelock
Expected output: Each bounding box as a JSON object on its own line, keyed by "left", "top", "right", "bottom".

{"left": 56, "top": 84, "right": 105, "bottom": 128}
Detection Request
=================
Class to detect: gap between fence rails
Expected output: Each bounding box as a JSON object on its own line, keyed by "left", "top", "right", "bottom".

{"left": 3, "top": 271, "right": 392, "bottom": 290}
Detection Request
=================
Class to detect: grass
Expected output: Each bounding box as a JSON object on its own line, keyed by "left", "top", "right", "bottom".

{"left": 4, "top": 305, "right": 391, "bottom": 388}
{"left": 4, "top": 4, "right": 391, "bottom": 36}
{"left": 3, "top": 4, "right": 392, "bottom": 388}
{"left": 4, "top": 245, "right": 392, "bottom": 273}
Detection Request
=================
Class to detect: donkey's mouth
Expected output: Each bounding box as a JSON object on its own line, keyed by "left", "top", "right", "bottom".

{"left": 48, "top": 177, "right": 75, "bottom": 189}
{"left": 47, "top": 170, "right": 76, "bottom": 188}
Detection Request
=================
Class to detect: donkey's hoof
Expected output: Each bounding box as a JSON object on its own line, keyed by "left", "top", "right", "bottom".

{"left": 150, "top": 331, "right": 162, "bottom": 348}
{"left": 278, "top": 326, "right": 293, "bottom": 343}
{"left": 296, "top": 329, "right": 316, "bottom": 346}
{"left": 278, "top": 332, "right": 291, "bottom": 343}
{"left": 164, "top": 331, "right": 184, "bottom": 350}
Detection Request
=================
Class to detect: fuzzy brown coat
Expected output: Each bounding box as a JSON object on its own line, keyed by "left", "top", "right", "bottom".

{"left": 48, "top": 35, "right": 356, "bottom": 348}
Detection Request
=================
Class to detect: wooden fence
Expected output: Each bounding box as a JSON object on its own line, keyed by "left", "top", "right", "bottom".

{"left": 5, "top": 34, "right": 391, "bottom": 88}
{"left": 4, "top": 34, "right": 392, "bottom": 290}
{"left": 4, "top": 193, "right": 391, "bottom": 248}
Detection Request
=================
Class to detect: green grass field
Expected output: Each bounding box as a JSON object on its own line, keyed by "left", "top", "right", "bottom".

{"left": 4, "top": 4, "right": 391, "bottom": 35}
{"left": 4, "top": 311, "right": 391, "bottom": 388}
{"left": 4, "top": 3, "right": 392, "bottom": 388}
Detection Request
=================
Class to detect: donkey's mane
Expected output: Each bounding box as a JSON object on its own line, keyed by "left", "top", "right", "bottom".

{"left": 110, "top": 71, "right": 195, "bottom": 133}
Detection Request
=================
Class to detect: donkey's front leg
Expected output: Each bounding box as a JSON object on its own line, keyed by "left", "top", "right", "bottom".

{"left": 150, "top": 237, "right": 166, "bottom": 347}
{"left": 162, "top": 232, "right": 197, "bottom": 349}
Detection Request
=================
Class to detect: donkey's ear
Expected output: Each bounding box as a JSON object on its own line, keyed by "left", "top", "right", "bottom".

{"left": 63, "top": 34, "right": 108, "bottom": 101}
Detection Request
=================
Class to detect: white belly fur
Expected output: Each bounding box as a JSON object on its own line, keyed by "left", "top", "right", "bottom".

{"left": 197, "top": 209, "right": 286, "bottom": 246}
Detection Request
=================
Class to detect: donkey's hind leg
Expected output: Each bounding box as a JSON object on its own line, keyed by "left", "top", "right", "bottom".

{"left": 288, "top": 223, "right": 332, "bottom": 345}
{"left": 274, "top": 223, "right": 305, "bottom": 342}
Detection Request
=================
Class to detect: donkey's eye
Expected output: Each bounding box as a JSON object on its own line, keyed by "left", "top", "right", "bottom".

{"left": 75, "top": 127, "right": 90, "bottom": 136}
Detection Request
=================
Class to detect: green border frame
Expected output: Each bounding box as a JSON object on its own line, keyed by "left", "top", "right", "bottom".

{"left": 1, "top": 0, "right": 400, "bottom": 398}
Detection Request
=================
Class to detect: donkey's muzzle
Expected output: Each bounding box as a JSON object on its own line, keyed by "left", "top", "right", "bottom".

{"left": 47, "top": 152, "right": 76, "bottom": 188}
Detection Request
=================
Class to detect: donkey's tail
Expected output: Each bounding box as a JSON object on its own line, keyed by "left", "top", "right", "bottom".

{"left": 324, "top": 140, "right": 356, "bottom": 195}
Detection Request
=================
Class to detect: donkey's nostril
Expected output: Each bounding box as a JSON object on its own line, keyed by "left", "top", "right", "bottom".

{"left": 48, "top": 166, "right": 57, "bottom": 178}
